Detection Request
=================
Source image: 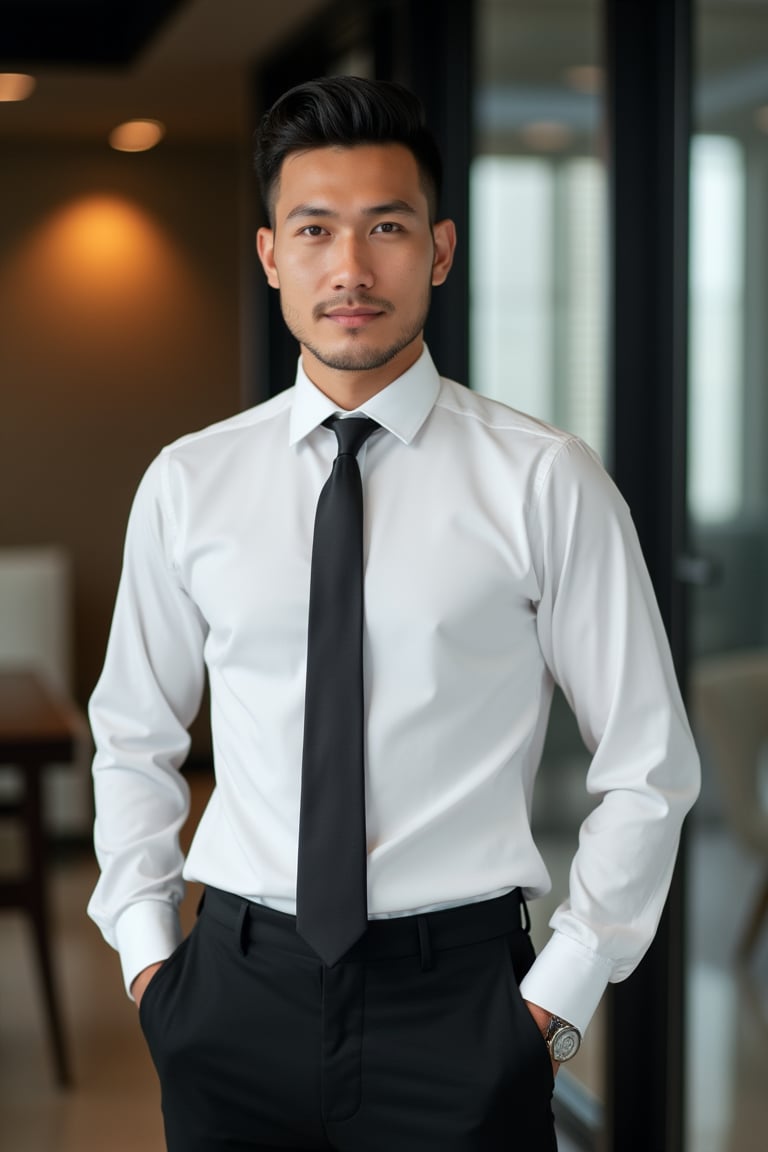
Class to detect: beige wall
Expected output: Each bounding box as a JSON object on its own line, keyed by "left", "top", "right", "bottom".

{"left": 0, "top": 141, "right": 245, "bottom": 753}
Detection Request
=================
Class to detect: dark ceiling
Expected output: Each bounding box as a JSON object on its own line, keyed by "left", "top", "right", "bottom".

{"left": 0, "top": 0, "right": 188, "bottom": 67}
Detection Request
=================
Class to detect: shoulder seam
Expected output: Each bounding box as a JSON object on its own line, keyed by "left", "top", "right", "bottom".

{"left": 434, "top": 386, "right": 574, "bottom": 446}
{"left": 162, "top": 391, "right": 294, "bottom": 454}
{"left": 531, "top": 435, "right": 588, "bottom": 514}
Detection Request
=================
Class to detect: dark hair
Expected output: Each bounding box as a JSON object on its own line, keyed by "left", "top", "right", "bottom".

{"left": 254, "top": 76, "right": 443, "bottom": 224}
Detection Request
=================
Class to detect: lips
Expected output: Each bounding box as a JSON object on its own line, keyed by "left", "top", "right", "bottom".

{"left": 324, "top": 307, "right": 384, "bottom": 328}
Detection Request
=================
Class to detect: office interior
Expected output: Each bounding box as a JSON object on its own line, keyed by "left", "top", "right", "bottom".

{"left": 0, "top": 1, "right": 766, "bottom": 1149}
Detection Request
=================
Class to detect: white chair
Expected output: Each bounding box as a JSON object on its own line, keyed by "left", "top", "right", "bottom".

{"left": 691, "top": 650, "right": 768, "bottom": 959}
{"left": 0, "top": 547, "right": 91, "bottom": 835}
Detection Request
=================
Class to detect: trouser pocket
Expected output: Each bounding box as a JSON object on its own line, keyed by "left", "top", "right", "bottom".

{"left": 138, "top": 929, "right": 194, "bottom": 1071}
{"left": 504, "top": 931, "right": 556, "bottom": 1092}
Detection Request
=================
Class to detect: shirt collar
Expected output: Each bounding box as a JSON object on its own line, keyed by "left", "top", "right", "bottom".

{"left": 288, "top": 346, "right": 441, "bottom": 447}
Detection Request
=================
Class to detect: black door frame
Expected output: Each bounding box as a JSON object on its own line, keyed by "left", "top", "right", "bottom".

{"left": 604, "top": 1, "right": 692, "bottom": 1146}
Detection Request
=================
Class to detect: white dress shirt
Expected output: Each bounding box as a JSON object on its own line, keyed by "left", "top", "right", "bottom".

{"left": 88, "top": 347, "right": 700, "bottom": 1033}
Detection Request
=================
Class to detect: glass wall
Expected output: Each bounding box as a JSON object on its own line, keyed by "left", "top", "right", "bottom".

{"left": 471, "top": 0, "right": 607, "bottom": 459}
{"left": 686, "top": 2, "right": 768, "bottom": 1150}
{"left": 472, "top": 1, "right": 606, "bottom": 1140}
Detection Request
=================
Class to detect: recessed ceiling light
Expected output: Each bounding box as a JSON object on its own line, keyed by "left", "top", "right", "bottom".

{"left": 109, "top": 119, "right": 165, "bottom": 153}
{"left": 564, "top": 65, "right": 604, "bottom": 95}
{"left": 0, "top": 73, "right": 37, "bottom": 102}
{"left": 520, "top": 121, "right": 572, "bottom": 152}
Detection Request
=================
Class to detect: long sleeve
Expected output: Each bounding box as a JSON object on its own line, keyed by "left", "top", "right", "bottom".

{"left": 518, "top": 438, "right": 700, "bottom": 1032}
{"left": 87, "top": 453, "right": 208, "bottom": 995}
{"left": 85, "top": 357, "right": 701, "bottom": 1026}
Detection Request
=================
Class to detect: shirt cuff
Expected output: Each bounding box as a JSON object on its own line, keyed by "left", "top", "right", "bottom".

{"left": 518, "top": 929, "right": 613, "bottom": 1036}
{"left": 115, "top": 900, "right": 184, "bottom": 1000}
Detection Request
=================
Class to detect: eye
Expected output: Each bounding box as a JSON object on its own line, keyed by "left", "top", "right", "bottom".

{"left": 299, "top": 225, "right": 328, "bottom": 237}
{"left": 372, "top": 221, "right": 403, "bottom": 234}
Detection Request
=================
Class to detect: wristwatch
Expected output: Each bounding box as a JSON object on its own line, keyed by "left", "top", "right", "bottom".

{"left": 542, "top": 1015, "right": 582, "bottom": 1063}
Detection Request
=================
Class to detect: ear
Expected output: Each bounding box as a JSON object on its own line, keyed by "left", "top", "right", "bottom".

{"left": 256, "top": 227, "right": 280, "bottom": 289}
{"left": 431, "top": 219, "right": 457, "bottom": 287}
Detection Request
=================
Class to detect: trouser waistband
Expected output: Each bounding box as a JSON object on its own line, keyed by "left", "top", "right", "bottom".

{"left": 199, "top": 886, "right": 530, "bottom": 967}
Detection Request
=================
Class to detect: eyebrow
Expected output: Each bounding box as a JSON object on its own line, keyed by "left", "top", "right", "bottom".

{"left": 284, "top": 199, "right": 418, "bottom": 222}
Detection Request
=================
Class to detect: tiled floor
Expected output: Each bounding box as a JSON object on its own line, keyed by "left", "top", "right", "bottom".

{"left": 1, "top": 795, "right": 765, "bottom": 1151}
{"left": 1, "top": 851, "right": 170, "bottom": 1152}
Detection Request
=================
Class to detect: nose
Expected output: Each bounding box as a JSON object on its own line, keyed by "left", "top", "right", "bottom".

{"left": 331, "top": 232, "right": 374, "bottom": 292}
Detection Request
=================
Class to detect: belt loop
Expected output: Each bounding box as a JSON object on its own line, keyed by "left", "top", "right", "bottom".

{"left": 237, "top": 901, "right": 250, "bottom": 956}
{"left": 519, "top": 893, "right": 531, "bottom": 935}
{"left": 417, "top": 916, "right": 433, "bottom": 972}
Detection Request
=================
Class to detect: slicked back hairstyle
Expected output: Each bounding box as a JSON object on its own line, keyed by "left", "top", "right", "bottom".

{"left": 255, "top": 75, "right": 443, "bottom": 225}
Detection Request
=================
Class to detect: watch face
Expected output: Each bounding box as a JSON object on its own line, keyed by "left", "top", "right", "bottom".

{"left": 551, "top": 1025, "right": 581, "bottom": 1063}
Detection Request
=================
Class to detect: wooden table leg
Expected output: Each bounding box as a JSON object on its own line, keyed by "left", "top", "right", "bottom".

{"left": 22, "top": 763, "right": 72, "bottom": 1087}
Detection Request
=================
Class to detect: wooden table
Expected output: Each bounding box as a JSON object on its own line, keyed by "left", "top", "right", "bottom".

{"left": 0, "top": 668, "right": 87, "bottom": 1087}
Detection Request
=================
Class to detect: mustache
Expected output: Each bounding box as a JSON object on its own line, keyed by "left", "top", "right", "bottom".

{"left": 313, "top": 294, "right": 395, "bottom": 321}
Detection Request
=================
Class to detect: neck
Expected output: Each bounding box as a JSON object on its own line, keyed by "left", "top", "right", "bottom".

{"left": 300, "top": 339, "right": 423, "bottom": 410}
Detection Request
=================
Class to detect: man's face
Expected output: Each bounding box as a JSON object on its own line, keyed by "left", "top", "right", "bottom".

{"left": 257, "top": 143, "right": 455, "bottom": 397}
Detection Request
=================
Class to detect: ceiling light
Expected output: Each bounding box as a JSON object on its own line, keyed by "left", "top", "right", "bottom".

{"left": 0, "top": 73, "right": 37, "bottom": 102}
{"left": 109, "top": 119, "right": 165, "bottom": 153}
{"left": 520, "top": 121, "right": 572, "bottom": 152}
{"left": 756, "top": 105, "right": 768, "bottom": 134}
{"left": 564, "top": 66, "right": 604, "bottom": 95}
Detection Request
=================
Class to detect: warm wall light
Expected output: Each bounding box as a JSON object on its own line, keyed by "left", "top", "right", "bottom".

{"left": 5, "top": 194, "right": 195, "bottom": 347}
{"left": 30, "top": 195, "right": 164, "bottom": 293}
{"left": 756, "top": 105, "right": 768, "bottom": 134}
{"left": 109, "top": 118, "right": 165, "bottom": 153}
{"left": 0, "top": 73, "right": 37, "bottom": 102}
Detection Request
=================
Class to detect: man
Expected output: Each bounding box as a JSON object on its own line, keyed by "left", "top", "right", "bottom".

{"left": 88, "top": 76, "right": 700, "bottom": 1151}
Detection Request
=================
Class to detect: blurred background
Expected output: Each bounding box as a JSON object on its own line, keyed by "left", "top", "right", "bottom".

{"left": 1, "top": 2, "right": 766, "bottom": 1149}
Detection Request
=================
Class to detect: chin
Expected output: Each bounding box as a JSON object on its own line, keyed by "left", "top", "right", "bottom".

{"left": 311, "top": 343, "right": 402, "bottom": 374}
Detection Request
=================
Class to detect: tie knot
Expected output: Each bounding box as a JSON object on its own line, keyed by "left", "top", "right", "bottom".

{"left": 324, "top": 415, "right": 380, "bottom": 459}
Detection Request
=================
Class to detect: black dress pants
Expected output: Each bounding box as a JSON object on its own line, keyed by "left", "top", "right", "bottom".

{"left": 139, "top": 888, "right": 557, "bottom": 1151}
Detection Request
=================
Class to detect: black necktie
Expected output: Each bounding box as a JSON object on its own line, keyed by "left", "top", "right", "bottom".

{"left": 296, "top": 414, "right": 380, "bottom": 966}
